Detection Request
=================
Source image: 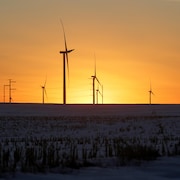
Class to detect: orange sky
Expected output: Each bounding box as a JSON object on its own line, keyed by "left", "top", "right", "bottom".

{"left": 0, "top": 0, "right": 180, "bottom": 104}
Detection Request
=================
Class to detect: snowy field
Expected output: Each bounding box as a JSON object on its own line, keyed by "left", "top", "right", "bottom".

{"left": 10, "top": 156, "right": 180, "bottom": 180}
{"left": 0, "top": 103, "right": 180, "bottom": 116}
{"left": 0, "top": 104, "right": 180, "bottom": 179}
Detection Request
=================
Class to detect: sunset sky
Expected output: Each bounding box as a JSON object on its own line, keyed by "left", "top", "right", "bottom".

{"left": 0, "top": 0, "right": 180, "bottom": 104}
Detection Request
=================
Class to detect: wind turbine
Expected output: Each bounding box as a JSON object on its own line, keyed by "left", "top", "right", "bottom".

{"left": 91, "top": 55, "right": 101, "bottom": 104}
{"left": 59, "top": 20, "right": 74, "bottom": 105}
{"left": 149, "top": 82, "right": 154, "bottom": 105}
{"left": 96, "top": 83, "right": 103, "bottom": 104}
{"left": 41, "top": 78, "right": 47, "bottom": 104}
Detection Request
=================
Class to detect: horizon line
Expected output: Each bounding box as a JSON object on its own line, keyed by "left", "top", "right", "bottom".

{"left": 0, "top": 102, "right": 180, "bottom": 105}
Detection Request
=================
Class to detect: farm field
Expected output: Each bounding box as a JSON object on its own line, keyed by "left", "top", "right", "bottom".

{"left": 10, "top": 156, "right": 180, "bottom": 180}
{"left": 0, "top": 104, "right": 180, "bottom": 179}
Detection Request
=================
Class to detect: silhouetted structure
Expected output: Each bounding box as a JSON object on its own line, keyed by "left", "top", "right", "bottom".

{"left": 96, "top": 84, "right": 103, "bottom": 104}
{"left": 8, "top": 79, "right": 16, "bottom": 103}
{"left": 59, "top": 20, "right": 74, "bottom": 105}
{"left": 91, "top": 56, "right": 102, "bottom": 104}
{"left": 41, "top": 78, "right": 47, "bottom": 104}
{"left": 149, "top": 82, "right": 154, "bottom": 104}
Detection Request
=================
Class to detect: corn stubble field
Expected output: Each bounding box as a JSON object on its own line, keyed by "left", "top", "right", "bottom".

{"left": 0, "top": 104, "right": 180, "bottom": 174}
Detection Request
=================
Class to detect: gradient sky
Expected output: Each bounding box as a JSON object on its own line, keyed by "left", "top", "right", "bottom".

{"left": 0, "top": 0, "right": 180, "bottom": 104}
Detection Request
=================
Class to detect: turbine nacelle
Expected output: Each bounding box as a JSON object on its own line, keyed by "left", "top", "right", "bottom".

{"left": 149, "top": 90, "right": 154, "bottom": 95}
{"left": 91, "top": 75, "right": 101, "bottom": 85}
{"left": 60, "top": 49, "right": 74, "bottom": 54}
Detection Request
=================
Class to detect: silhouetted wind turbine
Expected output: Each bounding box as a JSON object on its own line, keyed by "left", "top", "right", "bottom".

{"left": 149, "top": 82, "right": 154, "bottom": 105}
{"left": 59, "top": 20, "right": 74, "bottom": 105}
{"left": 96, "top": 84, "right": 103, "bottom": 104}
{"left": 91, "top": 55, "right": 101, "bottom": 104}
{"left": 41, "top": 78, "right": 47, "bottom": 104}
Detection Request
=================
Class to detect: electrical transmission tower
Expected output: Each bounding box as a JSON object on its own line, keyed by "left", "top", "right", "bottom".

{"left": 8, "top": 79, "right": 16, "bottom": 103}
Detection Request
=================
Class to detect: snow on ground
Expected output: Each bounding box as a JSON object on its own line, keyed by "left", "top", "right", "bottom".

{"left": 0, "top": 103, "right": 180, "bottom": 116}
{"left": 0, "top": 104, "right": 180, "bottom": 179}
{"left": 7, "top": 156, "right": 180, "bottom": 180}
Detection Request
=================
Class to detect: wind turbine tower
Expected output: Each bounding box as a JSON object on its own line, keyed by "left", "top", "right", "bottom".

{"left": 59, "top": 20, "right": 74, "bottom": 105}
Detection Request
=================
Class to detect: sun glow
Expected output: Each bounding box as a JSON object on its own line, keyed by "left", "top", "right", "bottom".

{"left": 0, "top": 0, "right": 180, "bottom": 104}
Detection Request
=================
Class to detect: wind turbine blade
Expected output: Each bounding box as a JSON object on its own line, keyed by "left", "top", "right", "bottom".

{"left": 44, "top": 76, "right": 47, "bottom": 87}
{"left": 95, "top": 77, "right": 101, "bottom": 86}
{"left": 149, "top": 80, "right": 155, "bottom": 95}
{"left": 97, "top": 82, "right": 102, "bottom": 97}
{"left": 60, "top": 19, "right": 71, "bottom": 82}
{"left": 44, "top": 87, "right": 48, "bottom": 99}
{"left": 60, "top": 19, "right": 68, "bottom": 51}
{"left": 64, "top": 35, "right": 68, "bottom": 52}
{"left": 94, "top": 54, "right": 96, "bottom": 77}
{"left": 98, "top": 89, "right": 102, "bottom": 96}
{"left": 150, "top": 80, "right": 152, "bottom": 91}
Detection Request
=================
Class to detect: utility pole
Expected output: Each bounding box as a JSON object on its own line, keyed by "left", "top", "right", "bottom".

{"left": 3, "top": 84, "right": 9, "bottom": 103}
{"left": 8, "top": 79, "right": 16, "bottom": 103}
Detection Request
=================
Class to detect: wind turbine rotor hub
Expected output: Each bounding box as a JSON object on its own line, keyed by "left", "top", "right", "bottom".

{"left": 60, "top": 49, "right": 74, "bottom": 54}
